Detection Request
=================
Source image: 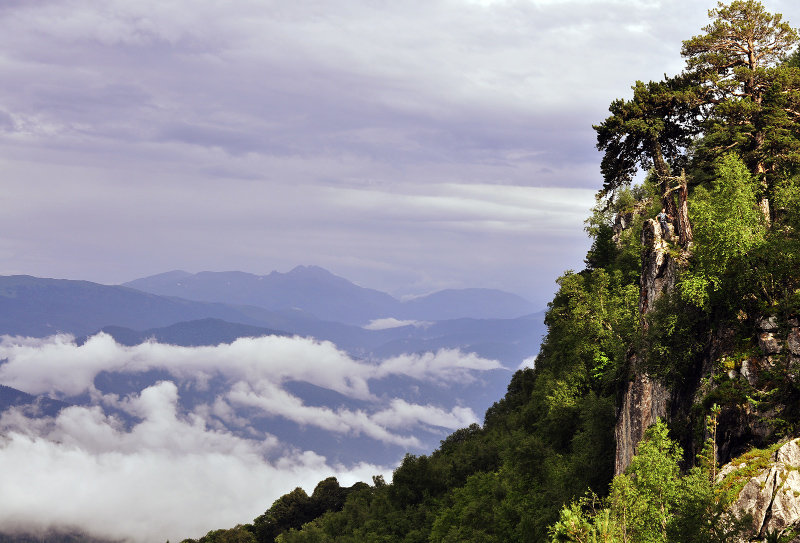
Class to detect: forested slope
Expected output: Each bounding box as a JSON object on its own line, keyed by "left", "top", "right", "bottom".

{"left": 179, "top": 2, "right": 800, "bottom": 542}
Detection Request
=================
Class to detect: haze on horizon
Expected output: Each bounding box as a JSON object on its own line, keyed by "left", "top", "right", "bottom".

{"left": 5, "top": 0, "right": 797, "bottom": 308}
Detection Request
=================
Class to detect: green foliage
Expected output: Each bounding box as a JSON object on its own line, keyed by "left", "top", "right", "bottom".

{"left": 683, "top": 2, "right": 800, "bottom": 193}
{"left": 585, "top": 181, "right": 656, "bottom": 283}
{"left": 679, "top": 153, "right": 766, "bottom": 310}
{"left": 640, "top": 294, "right": 707, "bottom": 387}
{"left": 594, "top": 76, "right": 701, "bottom": 197}
{"left": 550, "top": 421, "right": 748, "bottom": 543}
{"left": 542, "top": 267, "right": 640, "bottom": 393}
{"left": 253, "top": 487, "right": 315, "bottom": 543}
{"left": 550, "top": 497, "right": 620, "bottom": 543}
{"left": 429, "top": 471, "right": 517, "bottom": 543}
{"left": 390, "top": 453, "right": 447, "bottom": 507}
{"left": 189, "top": 526, "right": 257, "bottom": 543}
{"left": 774, "top": 176, "right": 800, "bottom": 226}
{"left": 611, "top": 421, "right": 682, "bottom": 543}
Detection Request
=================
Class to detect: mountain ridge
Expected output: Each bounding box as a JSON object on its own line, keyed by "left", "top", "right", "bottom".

{"left": 122, "top": 267, "right": 537, "bottom": 325}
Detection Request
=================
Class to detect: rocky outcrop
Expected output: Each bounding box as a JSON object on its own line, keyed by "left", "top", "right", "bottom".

{"left": 638, "top": 219, "right": 677, "bottom": 316}
{"left": 709, "top": 316, "right": 800, "bottom": 465}
{"left": 614, "top": 218, "right": 677, "bottom": 475}
{"left": 614, "top": 368, "right": 669, "bottom": 475}
{"left": 723, "top": 438, "right": 800, "bottom": 541}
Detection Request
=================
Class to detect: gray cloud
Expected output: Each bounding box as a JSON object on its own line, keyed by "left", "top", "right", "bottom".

{"left": 6, "top": 1, "right": 794, "bottom": 304}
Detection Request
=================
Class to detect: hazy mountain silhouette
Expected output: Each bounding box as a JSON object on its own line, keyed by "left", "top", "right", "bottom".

{"left": 0, "top": 274, "right": 544, "bottom": 366}
{"left": 123, "top": 266, "right": 537, "bottom": 324}
{"left": 94, "top": 318, "right": 289, "bottom": 347}
{"left": 0, "top": 275, "right": 278, "bottom": 337}
{"left": 396, "top": 288, "right": 539, "bottom": 321}
{"left": 0, "top": 384, "right": 69, "bottom": 418}
{"left": 0, "top": 275, "right": 360, "bottom": 338}
{"left": 123, "top": 266, "right": 397, "bottom": 325}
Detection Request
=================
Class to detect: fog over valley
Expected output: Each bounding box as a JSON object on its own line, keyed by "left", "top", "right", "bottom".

{"left": 0, "top": 334, "right": 499, "bottom": 541}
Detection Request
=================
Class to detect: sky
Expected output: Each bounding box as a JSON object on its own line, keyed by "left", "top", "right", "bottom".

{"left": 4, "top": 0, "right": 799, "bottom": 308}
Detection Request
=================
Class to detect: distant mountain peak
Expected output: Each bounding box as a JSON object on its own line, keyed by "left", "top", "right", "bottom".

{"left": 287, "top": 265, "right": 337, "bottom": 278}
{"left": 120, "top": 268, "right": 538, "bottom": 324}
{"left": 289, "top": 264, "right": 328, "bottom": 273}
{"left": 127, "top": 270, "right": 192, "bottom": 284}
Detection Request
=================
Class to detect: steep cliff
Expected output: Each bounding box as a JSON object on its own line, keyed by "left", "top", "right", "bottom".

{"left": 614, "top": 218, "right": 675, "bottom": 474}
{"left": 614, "top": 207, "right": 800, "bottom": 474}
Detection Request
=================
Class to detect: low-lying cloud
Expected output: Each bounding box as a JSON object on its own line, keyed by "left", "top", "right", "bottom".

{"left": 0, "top": 333, "right": 502, "bottom": 541}
{"left": 363, "top": 317, "right": 431, "bottom": 330}
{"left": 0, "top": 386, "right": 385, "bottom": 543}
{"left": 0, "top": 333, "right": 501, "bottom": 399}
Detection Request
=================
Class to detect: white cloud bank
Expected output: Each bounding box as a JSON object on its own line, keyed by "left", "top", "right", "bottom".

{"left": 0, "top": 333, "right": 502, "bottom": 541}
{"left": 0, "top": 382, "right": 386, "bottom": 543}
{"left": 363, "top": 318, "right": 432, "bottom": 330}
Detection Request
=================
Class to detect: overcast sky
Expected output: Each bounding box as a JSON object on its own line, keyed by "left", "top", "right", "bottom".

{"left": 1, "top": 0, "right": 799, "bottom": 308}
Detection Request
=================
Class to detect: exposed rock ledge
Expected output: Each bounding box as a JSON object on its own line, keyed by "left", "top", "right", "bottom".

{"left": 723, "top": 438, "right": 800, "bottom": 541}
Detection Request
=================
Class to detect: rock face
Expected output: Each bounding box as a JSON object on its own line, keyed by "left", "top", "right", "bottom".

{"left": 614, "top": 368, "right": 669, "bottom": 475}
{"left": 638, "top": 219, "right": 677, "bottom": 316}
{"left": 712, "top": 317, "right": 800, "bottom": 464}
{"left": 614, "top": 218, "right": 676, "bottom": 475}
{"left": 725, "top": 439, "right": 800, "bottom": 541}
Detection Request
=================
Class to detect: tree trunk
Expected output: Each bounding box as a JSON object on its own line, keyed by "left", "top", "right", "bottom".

{"left": 652, "top": 144, "right": 670, "bottom": 182}
{"left": 676, "top": 172, "right": 693, "bottom": 245}
{"left": 756, "top": 162, "right": 772, "bottom": 226}
{"left": 664, "top": 192, "right": 679, "bottom": 241}
{"left": 759, "top": 197, "right": 771, "bottom": 226}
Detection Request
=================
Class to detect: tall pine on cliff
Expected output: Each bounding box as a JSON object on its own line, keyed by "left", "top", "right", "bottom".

{"left": 180, "top": 2, "right": 800, "bottom": 542}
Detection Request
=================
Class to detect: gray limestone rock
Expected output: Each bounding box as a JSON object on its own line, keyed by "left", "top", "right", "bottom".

{"left": 614, "top": 218, "right": 676, "bottom": 475}
{"left": 788, "top": 328, "right": 800, "bottom": 356}
{"left": 740, "top": 359, "right": 758, "bottom": 386}
{"left": 759, "top": 332, "right": 783, "bottom": 354}
{"left": 776, "top": 439, "right": 800, "bottom": 466}
{"left": 767, "top": 469, "right": 800, "bottom": 535}
{"left": 732, "top": 468, "right": 775, "bottom": 536}
{"left": 638, "top": 219, "right": 676, "bottom": 315}
{"left": 614, "top": 368, "right": 669, "bottom": 475}
{"left": 726, "top": 439, "right": 800, "bottom": 541}
{"left": 759, "top": 316, "right": 779, "bottom": 331}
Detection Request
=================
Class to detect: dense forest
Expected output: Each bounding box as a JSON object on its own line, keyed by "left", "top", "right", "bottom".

{"left": 180, "top": 2, "right": 800, "bottom": 542}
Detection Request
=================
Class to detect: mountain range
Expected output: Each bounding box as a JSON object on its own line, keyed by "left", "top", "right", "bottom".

{"left": 0, "top": 267, "right": 545, "bottom": 467}
{"left": 122, "top": 266, "right": 538, "bottom": 324}
{"left": 0, "top": 270, "right": 543, "bottom": 364}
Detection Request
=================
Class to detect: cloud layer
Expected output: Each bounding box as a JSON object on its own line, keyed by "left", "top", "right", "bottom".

{"left": 0, "top": 333, "right": 501, "bottom": 541}
{"left": 0, "top": 386, "right": 384, "bottom": 543}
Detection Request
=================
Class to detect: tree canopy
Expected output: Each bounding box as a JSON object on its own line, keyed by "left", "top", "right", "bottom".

{"left": 682, "top": 0, "right": 798, "bottom": 103}
{"left": 597, "top": 0, "right": 800, "bottom": 223}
